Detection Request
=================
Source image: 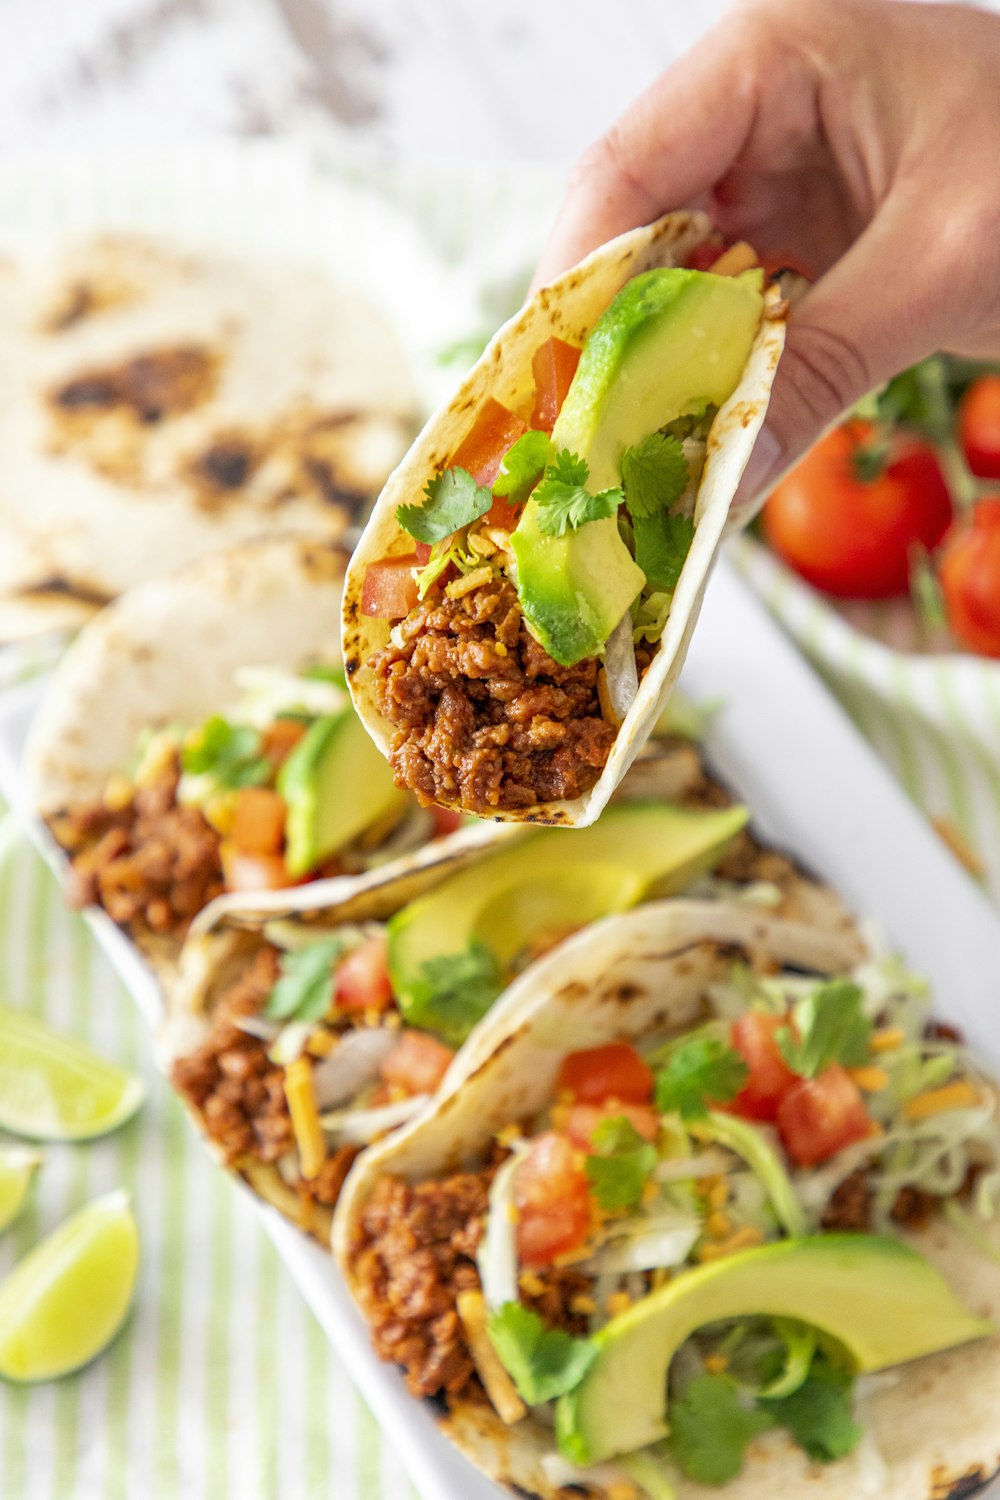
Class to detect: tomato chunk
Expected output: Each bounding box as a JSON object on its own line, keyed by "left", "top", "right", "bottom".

{"left": 557, "top": 1042, "right": 654, "bottom": 1105}
{"left": 451, "top": 397, "right": 527, "bottom": 487}
{"left": 529, "top": 337, "right": 582, "bottom": 432}
{"left": 564, "top": 1102, "right": 659, "bottom": 1150}
{"left": 220, "top": 847, "right": 290, "bottom": 893}
{"left": 263, "top": 718, "right": 307, "bottom": 767}
{"left": 428, "top": 805, "right": 464, "bottom": 839}
{"left": 514, "top": 1132, "right": 591, "bottom": 1268}
{"left": 776, "top": 1064, "right": 872, "bottom": 1167}
{"left": 336, "top": 934, "right": 395, "bottom": 1013}
{"left": 379, "top": 1029, "right": 454, "bottom": 1096}
{"left": 361, "top": 556, "right": 419, "bottom": 619}
{"left": 727, "top": 1013, "right": 798, "bottom": 1122}
{"left": 960, "top": 375, "right": 1000, "bottom": 480}
{"left": 683, "top": 239, "right": 725, "bottom": 271}
{"left": 232, "top": 786, "right": 286, "bottom": 856}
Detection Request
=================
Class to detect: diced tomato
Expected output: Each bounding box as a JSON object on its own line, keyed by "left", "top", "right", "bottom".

{"left": 683, "top": 238, "right": 725, "bottom": 271}
{"left": 450, "top": 397, "right": 527, "bottom": 487}
{"left": 564, "top": 1102, "right": 659, "bottom": 1150}
{"left": 414, "top": 541, "right": 433, "bottom": 564}
{"left": 220, "top": 846, "right": 290, "bottom": 893}
{"left": 379, "top": 1029, "right": 454, "bottom": 1095}
{"left": 428, "top": 805, "right": 464, "bottom": 838}
{"left": 231, "top": 786, "right": 287, "bottom": 856}
{"left": 514, "top": 1132, "right": 592, "bottom": 1268}
{"left": 361, "top": 556, "right": 420, "bottom": 619}
{"left": 335, "top": 934, "right": 395, "bottom": 1013}
{"left": 482, "top": 492, "right": 523, "bottom": 531}
{"left": 529, "top": 337, "right": 582, "bottom": 432}
{"left": 776, "top": 1064, "right": 873, "bottom": 1168}
{"left": 263, "top": 718, "right": 307, "bottom": 767}
{"left": 556, "top": 1042, "right": 654, "bottom": 1105}
{"left": 727, "top": 1013, "right": 799, "bottom": 1122}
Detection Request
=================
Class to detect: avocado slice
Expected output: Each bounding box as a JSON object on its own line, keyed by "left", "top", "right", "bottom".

{"left": 555, "top": 1235, "right": 995, "bottom": 1466}
{"left": 512, "top": 269, "right": 764, "bottom": 667}
{"left": 387, "top": 800, "right": 747, "bottom": 1028}
{"left": 277, "top": 709, "right": 408, "bottom": 878}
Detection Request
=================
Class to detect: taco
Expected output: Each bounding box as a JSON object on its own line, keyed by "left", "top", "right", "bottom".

{"left": 0, "top": 235, "right": 417, "bottom": 641}
{"left": 343, "top": 216, "right": 785, "bottom": 825}
{"left": 162, "top": 745, "right": 850, "bottom": 1241}
{"left": 24, "top": 534, "right": 499, "bottom": 979}
{"left": 337, "top": 899, "right": 1000, "bottom": 1500}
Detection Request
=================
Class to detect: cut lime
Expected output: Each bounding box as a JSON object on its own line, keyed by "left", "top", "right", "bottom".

{"left": 0, "top": 1005, "right": 144, "bottom": 1141}
{"left": 0, "top": 1145, "right": 43, "bottom": 1233}
{"left": 0, "top": 1189, "right": 139, "bottom": 1381}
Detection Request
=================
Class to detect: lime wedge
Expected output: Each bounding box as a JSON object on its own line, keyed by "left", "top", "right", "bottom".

{"left": 0, "top": 1189, "right": 139, "bottom": 1381}
{"left": 0, "top": 1145, "right": 43, "bottom": 1233}
{"left": 0, "top": 1005, "right": 144, "bottom": 1141}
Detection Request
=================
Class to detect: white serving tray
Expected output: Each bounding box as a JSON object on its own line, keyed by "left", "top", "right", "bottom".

{"left": 2, "top": 555, "right": 999, "bottom": 1500}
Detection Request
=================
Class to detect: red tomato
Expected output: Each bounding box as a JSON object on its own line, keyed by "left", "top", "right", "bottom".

{"left": 776, "top": 1064, "right": 872, "bottom": 1168}
{"left": 683, "top": 239, "right": 725, "bottom": 271}
{"left": 451, "top": 397, "right": 527, "bottom": 487}
{"left": 263, "top": 718, "right": 307, "bottom": 767}
{"left": 336, "top": 935, "right": 395, "bottom": 1013}
{"left": 556, "top": 1043, "right": 655, "bottom": 1105}
{"left": 360, "top": 556, "right": 419, "bottom": 619}
{"left": 564, "top": 1102, "right": 659, "bottom": 1149}
{"left": 727, "top": 1013, "right": 798, "bottom": 1122}
{"left": 379, "top": 1029, "right": 454, "bottom": 1095}
{"left": 959, "top": 375, "right": 1000, "bottom": 480}
{"left": 529, "top": 337, "right": 582, "bottom": 432}
{"left": 220, "top": 847, "right": 290, "bottom": 892}
{"left": 514, "top": 1132, "right": 591, "bottom": 1268}
{"left": 762, "top": 422, "right": 954, "bottom": 598}
{"left": 428, "top": 805, "right": 464, "bottom": 838}
{"left": 939, "top": 500, "right": 1000, "bottom": 657}
{"left": 231, "top": 787, "right": 286, "bottom": 856}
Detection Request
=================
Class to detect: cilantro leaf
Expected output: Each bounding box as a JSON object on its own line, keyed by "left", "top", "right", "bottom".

{"left": 396, "top": 467, "right": 493, "bottom": 544}
{"left": 759, "top": 1354, "right": 861, "bottom": 1464}
{"left": 668, "top": 1375, "right": 775, "bottom": 1485}
{"left": 585, "top": 1115, "right": 658, "bottom": 1213}
{"left": 181, "top": 716, "right": 270, "bottom": 789}
{"left": 400, "top": 940, "right": 503, "bottom": 1046}
{"left": 263, "top": 936, "right": 350, "bottom": 1022}
{"left": 492, "top": 430, "right": 550, "bottom": 501}
{"left": 622, "top": 433, "right": 689, "bottom": 520}
{"left": 533, "top": 450, "right": 623, "bottom": 538}
{"left": 655, "top": 1038, "right": 747, "bottom": 1120}
{"left": 488, "top": 1302, "right": 596, "bottom": 1405}
{"left": 633, "top": 511, "right": 696, "bottom": 594}
{"left": 778, "top": 980, "right": 872, "bottom": 1079}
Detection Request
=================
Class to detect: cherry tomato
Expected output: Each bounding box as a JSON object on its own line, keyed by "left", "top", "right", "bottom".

{"left": 564, "top": 1102, "right": 659, "bottom": 1149}
{"left": 451, "top": 397, "right": 527, "bottom": 487}
{"left": 939, "top": 500, "right": 1000, "bottom": 657}
{"left": 529, "top": 337, "right": 581, "bottom": 432}
{"left": 514, "top": 1132, "right": 591, "bottom": 1268}
{"left": 762, "top": 422, "right": 954, "bottom": 598}
{"left": 220, "top": 847, "right": 290, "bottom": 893}
{"left": 379, "top": 1029, "right": 454, "bottom": 1095}
{"left": 776, "top": 1064, "right": 872, "bottom": 1168}
{"left": 360, "top": 556, "right": 420, "bottom": 619}
{"left": 556, "top": 1042, "right": 654, "bottom": 1105}
{"left": 727, "top": 1013, "right": 798, "bottom": 1122}
{"left": 336, "top": 934, "right": 395, "bottom": 1013}
{"left": 231, "top": 787, "right": 286, "bottom": 856}
{"left": 428, "top": 805, "right": 464, "bottom": 839}
{"left": 959, "top": 375, "right": 1000, "bottom": 480}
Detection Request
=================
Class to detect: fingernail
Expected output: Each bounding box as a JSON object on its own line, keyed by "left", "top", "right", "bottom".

{"left": 733, "top": 426, "right": 783, "bottom": 511}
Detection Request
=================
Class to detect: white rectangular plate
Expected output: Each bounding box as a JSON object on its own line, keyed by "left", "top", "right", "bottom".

{"left": 2, "top": 555, "right": 1000, "bottom": 1500}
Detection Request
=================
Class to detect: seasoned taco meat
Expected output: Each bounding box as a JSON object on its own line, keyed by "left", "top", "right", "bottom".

{"left": 51, "top": 750, "right": 223, "bottom": 942}
{"left": 369, "top": 578, "right": 617, "bottom": 814}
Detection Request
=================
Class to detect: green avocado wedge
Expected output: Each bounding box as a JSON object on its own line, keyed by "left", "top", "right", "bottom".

{"left": 555, "top": 1235, "right": 995, "bottom": 1467}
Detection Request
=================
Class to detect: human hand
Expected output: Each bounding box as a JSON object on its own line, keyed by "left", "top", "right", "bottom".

{"left": 533, "top": 0, "right": 1000, "bottom": 507}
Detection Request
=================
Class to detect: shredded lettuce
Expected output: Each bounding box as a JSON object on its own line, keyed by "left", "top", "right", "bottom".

{"left": 696, "top": 1112, "right": 807, "bottom": 1238}
{"left": 477, "top": 1151, "right": 524, "bottom": 1310}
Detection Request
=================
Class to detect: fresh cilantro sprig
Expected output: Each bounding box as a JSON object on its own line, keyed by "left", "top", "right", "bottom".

{"left": 655, "top": 1037, "right": 747, "bottom": 1120}
{"left": 533, "top": 450, "right": 623, "bottom": 538}
{"left": 584, "top": 1115, "right": 658, "bottom": 1213}
{"left": 667, "top": 1375, "right": 775, "bottom": 1485}
{"left": 400, "top": 940, "right": 503, "bottom": 1046}
{"left": 621, "top": 433, "right": 689, "bottom": 520}
{"left": 263, "top": 936, "right": 351, "bottom": 1022}
{"left": 487, "top": 1303, "right": 596, "bottom": 1405}
{"left": 493, "top": 430, "right": 550, "bottom": 502}
{"left": 758, "top": 1353, "right": 862, "bottom": 1463}
{"left": 778, "top": 980, "right": 872, "bottom": 1079}
{"left": 181, "top": 716, "right": 270, "bottom": 789}
{"left": 396, "top": 467, "right": 494, "bottom": 544}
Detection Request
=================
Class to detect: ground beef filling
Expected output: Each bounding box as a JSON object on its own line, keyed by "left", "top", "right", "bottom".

{"left": 351, "top": 1166, "right": 590, "bottom": 1404}
{"left": 370, "top": 578, "right": 617, "bottom": 813}
{"left": 170, "top": 946, "right": 357, "bottom": 1210}
{"left": 51, "top": 752, "right": 223, "bottom": 942}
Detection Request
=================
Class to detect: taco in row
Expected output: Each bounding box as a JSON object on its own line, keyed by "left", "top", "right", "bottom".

{"left": 343, "top": 215, "right": 786, "bottom": 825}
{"left": 337, "top": 900, "right": 1000, "bottom": 1500}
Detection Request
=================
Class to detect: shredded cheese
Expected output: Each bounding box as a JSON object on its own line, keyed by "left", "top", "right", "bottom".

{"left": 704, "top": 1353, "right": 729, "bottom": 1376}
{"left": 849, "top": 1065, "right": 890, "bottom": 1093}
{"left": 903, "top": 1080, "right": 980, "bottom": 1122}
{"left": 931, "top": 815, "right": 986, "bottom": 878}
{"left": 283, "top": 1057, "right": 327, "bottom": 1180}
{"left": 870, "top": 1027, "right": 907, "bottom": 1054}
{"left": 446, "top": 566, "right": 493, "bottom": 600}
{"left": 456, "top": 1291, "right": 526, "bottom": 1425}
{"left": 706, "top": 1210, "right": 732, "bottom": 1240}
{"left": 699, "top": 1226, "right": 764, "bottom": 1263}
{"left": 306, "top": 1030, "right": 336, "bottom": 1058}
{"left": 709, "top": 240, "right": 758, "bottom": 276}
